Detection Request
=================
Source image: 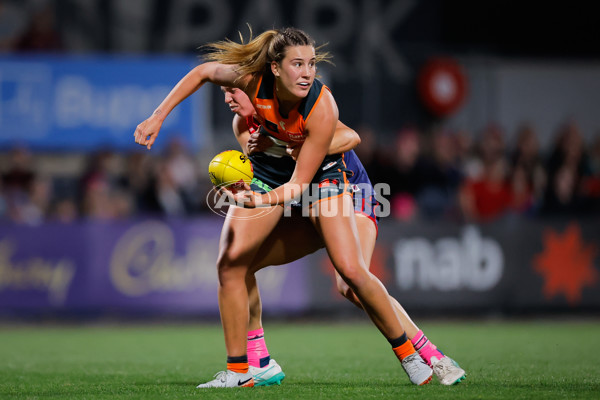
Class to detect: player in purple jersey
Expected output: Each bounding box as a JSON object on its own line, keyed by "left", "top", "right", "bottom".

{"left": 221, "top": 86, "right": 466, "bottom": 386}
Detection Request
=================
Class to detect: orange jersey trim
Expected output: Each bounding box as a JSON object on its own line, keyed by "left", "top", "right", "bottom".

{"left": 252, "top": 74, "right": 330, "bottom": 144}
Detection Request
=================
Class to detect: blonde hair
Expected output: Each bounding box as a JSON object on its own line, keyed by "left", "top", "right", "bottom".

{"left": 203, "top": 26, "right": 332, "bottom": 78}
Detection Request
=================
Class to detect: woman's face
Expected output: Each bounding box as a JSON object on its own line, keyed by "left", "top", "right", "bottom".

{"left": 272, "top": 45, "right": 316, "bottom": 101}
{"left": 221, "top": 86, "right": 254, "bottom": 118}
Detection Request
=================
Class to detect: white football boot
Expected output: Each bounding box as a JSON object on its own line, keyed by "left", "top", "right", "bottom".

{"left": 401, "top": 352, "right": 433, "bottom": 385}
{"left": 196, "top": 370, "right": 254, "bottom": 388}
{"left": 249, "top": 359, "right": 286, "bottom": 386}
{"left": 431, "top": 356, "right": 466, "bottom": 385}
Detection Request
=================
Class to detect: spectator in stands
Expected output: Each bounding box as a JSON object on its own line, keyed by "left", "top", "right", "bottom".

{"left": 458, "top": 123, "right": 513, "bottom": 222}
{"left": 164, "top": 136, "right": 202, "bottom": 213}
{"left": 546, "top": 120, "right": 588, "bottom": 173}
{"left": 415, "top": 127, "right": 464, "bottom": 219}
{"left": 541, "top": 164, "right": 589, "bottom": 216}
{"left": 541, "top": 120, "right": 592, "bottom": 216}
{"left": 148, "top": 159, "right": 188, "bottom": 216}
{"left": 49, "top": 197, "right": 78, "bottom": 223}
{"left": 353, "top": 125, "right": 385, "bottom": 184}
{"left": 1, "top": 145, "right": 45, "bottom": 224}
{"left": 0, "top": 1, "right": 28, "bottom": 50}
{"left": 81, "top": 177, "right": 113, "bottom": 220}
{"left": 18, "top": 175, "right": 52, "bottom": 225}
{"left": 79, "top": 149, "right": 131, "bottom": 220}
{"left": 583, "top": 134, "right": 600, "bottom": 212}
{"left": 388, "top": 126, "right": 422, "bottom": 221}
{"left": 2, "top": 146, "right": 36, "bottom": 196}
{"left": 510, "top": 123, "right": 546, "bottom": 212}
{"left": 121, "top": 151, "right": 156, "bottom": 214}
{"left": 15, "top": 2, "right": 62, "bottom": 52}
{"left": 509, "top": 164, "right": 535, "bottom": 216}
{"left": 454, "top": 128, "right": 479, "bottom": 180}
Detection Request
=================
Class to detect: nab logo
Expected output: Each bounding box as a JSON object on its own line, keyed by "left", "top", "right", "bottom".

{"left": 393, "top": 226, "right": 504, "bottom": 291}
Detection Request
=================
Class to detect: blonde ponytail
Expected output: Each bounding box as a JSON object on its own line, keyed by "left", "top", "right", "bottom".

{"left": 203, "top": 26, "right": 332, "bottom": 78}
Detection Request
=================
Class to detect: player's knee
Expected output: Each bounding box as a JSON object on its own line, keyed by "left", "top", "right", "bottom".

{"left": 216, "top": 249, "right": 248, "bottom": 283}
{"left": 216, "top": 252, "right": 231, "bottom": 273}
{"left": 338, "top": 284, "right": 355, "bottom": 301}
{"left": 336, "top": 279, "right": 361, "bottom": 307}
{"left": 336, "top": 276, "right": 351, "bottom": 297}
{"left": 336, "top": 262, "right": 368, "bottom": 289}
{"left": 217, "top": 245, "right": 246, "bottom": 269}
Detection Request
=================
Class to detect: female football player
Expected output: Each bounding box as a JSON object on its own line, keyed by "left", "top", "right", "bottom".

{"left": 222, "top": 85, "right": 465, "bottom": 387}
{"left": 135, "top": 27, "right": 434, "bottom": 387}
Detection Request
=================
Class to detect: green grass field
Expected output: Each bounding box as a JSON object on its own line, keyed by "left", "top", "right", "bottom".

{"left": 1, "top": 320, "right": 599, "bottom": 399}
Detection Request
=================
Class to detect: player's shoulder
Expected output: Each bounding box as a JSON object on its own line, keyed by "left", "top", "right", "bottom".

{"left": 305, "top": 83, "right": 338, "bottom": 124}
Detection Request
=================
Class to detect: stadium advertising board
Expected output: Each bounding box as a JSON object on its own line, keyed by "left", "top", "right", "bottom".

{"left": 0, "top": 55, "right": 207, "bottom": 151}
{"left": 0, "top": 218, "right": 598, "bottom": 316}
{"left": 0, "top": 218, "right": 310, "bottom": 315}
{"left": 309, "top": 220, "right": 600, "bottom": 314}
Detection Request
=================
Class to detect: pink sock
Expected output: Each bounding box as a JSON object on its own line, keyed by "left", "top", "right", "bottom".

{"left": 247, "top": 328, "right": 270, "bottom": 368}
{"left": 411, "top": 330, "right": 445, "bottom": 367}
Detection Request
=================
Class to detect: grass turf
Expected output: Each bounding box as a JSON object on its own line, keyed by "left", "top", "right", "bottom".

{"left": 0, "top": 320, "right": 599, "bottom": 399}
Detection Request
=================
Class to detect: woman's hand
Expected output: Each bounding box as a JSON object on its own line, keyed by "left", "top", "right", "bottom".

{"left": 286, "top": 143, "right": 303, "bottom": 160}
{"left": 217, "top": 184, "right": 265, "bottom": 209}
{"left": 134, "top": 113, "right": 164, "bottom": 150}
{"left": 246, "top": 132, "right": 273, "bottom": 155}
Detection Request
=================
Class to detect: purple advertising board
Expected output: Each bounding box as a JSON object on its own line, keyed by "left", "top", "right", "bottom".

{"left": 0, "top": 218, "right": 311, "bottom": 315}
{"left": 1, "top": 217, "right": 599, "bottom": 316}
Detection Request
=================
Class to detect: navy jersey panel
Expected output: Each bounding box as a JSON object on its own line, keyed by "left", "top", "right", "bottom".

{"left": 249, "top": 152, "right": 350, "bottom": 203}
{"left": 249, "top": 153, "right": 296, "bottom": 193}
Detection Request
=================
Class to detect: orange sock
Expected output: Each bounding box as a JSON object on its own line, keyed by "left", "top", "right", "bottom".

{"left": 226, "top": 355, "right": 249, "bottom": 373}
{"left": 392, "top": 340, "right": 416, "bottom": 361}
{"left": 227, "top": 362, "right": 249, "bottom": 373}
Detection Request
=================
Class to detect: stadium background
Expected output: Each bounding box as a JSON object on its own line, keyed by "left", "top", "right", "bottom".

{"left": 0, "top": 0, "right": 599, "bottom": 319}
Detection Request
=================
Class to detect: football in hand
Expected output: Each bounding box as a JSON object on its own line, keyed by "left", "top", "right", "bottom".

{"left": 208, "top": 150, "right": 253, "bottom": 189}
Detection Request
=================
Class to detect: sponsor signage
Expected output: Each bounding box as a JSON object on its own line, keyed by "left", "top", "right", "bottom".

{"left": 310, "top": 220, "right": 600, "bottom": 313}
{"left": 0, "top": 218, "right": 310, "bottom": 314}
{"left": 0, "top": 218, "right": 598, "bottom": 315}
{"left": 0, "top": 55, "right": 207, "bottom": 151}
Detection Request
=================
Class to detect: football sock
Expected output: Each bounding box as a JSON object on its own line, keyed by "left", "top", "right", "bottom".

{"left": 247, "top": 328, "right": 271, "bottom": 368}
{"left": 226, "top": 355, "right": 249, "bottom": 373}
{"left": 389, "top": 333, "right": 417, "bottom": 361}
{"left": 411, "top": 330, "right": 445, "bottom": 366}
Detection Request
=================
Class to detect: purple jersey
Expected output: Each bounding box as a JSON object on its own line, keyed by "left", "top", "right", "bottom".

{"left": 344, "top": 150, "right": 379, "bottom": 227}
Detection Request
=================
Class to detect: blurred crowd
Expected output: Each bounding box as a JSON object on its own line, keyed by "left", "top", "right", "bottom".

{"left": 1, "top": 2, "right": 599, "bottom": 225}
{"left": 0, "top": 138, "right": 214, "bottom": 225}
{"left": 1, "top": 119, "right": 599, "bottom": 225}
{"left": 0, "top": 0, "right": 62, "bottom": 53}
{"left": 356, "top": 119, "right": 600, "bottom": 223}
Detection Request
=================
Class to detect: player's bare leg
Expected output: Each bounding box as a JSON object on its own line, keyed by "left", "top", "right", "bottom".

{"left": 335, "top": 214, "right": 465, "bottom": 385}
{"left": 244, "top": 212, "right": 323, "bottom": 386}
{"left": 311, "top": 194, "right": 432, "bottom": 385}
{"left": 198, "top": 205, "right": 283, "bottom": 388}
